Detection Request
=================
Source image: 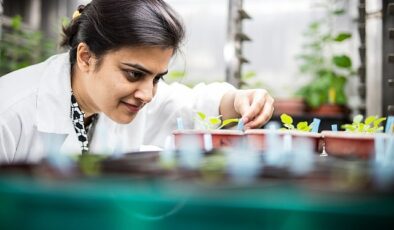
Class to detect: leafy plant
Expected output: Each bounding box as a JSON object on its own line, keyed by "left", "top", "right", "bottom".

{"left": 341, "top": 115, "right": 386, "bottom": 133}
{"left": 280, "top": 113, "right": 314, "bottom": 132}
{"left": 0, "top": 15, "right": 56, "bottom": 76}
{"left": 195, "top": 111, "right": 239, "bottom": 130}
{"left": 295, "top": 0, "right": 355, "bottom": 108}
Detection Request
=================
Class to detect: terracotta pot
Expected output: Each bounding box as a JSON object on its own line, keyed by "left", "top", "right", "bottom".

{"left": 273, "top": 98, "right": 306, "bottom": 116}
{"left": 310, "top": 104, "right": 349, "bottom": 116}
{"left": 173, "top": 130, "right": 244, "bottom": 150}
{"left": 210, "top": 130, "right": 244, "bottom": 149}
{"left": 322, "top": 131, "right": 377, "bottom": 159}
{"left": 245, "top": 129, "right": 323, "bottom": 153}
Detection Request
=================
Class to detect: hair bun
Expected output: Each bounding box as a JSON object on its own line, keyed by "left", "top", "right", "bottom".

{"left": 77, "top": 5, "right": 86, "bottom": 13}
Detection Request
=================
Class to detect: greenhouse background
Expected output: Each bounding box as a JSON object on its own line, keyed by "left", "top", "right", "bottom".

{"left": 0, "top": 0, "right": 389, "bottom": 117}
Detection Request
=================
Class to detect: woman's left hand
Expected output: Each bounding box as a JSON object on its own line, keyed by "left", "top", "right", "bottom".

{"left": 220, "top": 89, "right": 274, "bottom": 129}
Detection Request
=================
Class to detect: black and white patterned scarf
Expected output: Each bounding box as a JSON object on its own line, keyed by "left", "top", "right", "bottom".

{"left": 70, "top": 93, "right": 97, "bottom": 154}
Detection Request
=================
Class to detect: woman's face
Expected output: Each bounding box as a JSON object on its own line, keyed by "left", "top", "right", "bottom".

{"left": 85, "top": 46, "right": 173, "bottom": 124}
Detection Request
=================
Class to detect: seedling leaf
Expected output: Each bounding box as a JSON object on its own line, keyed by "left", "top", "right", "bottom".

{"left": 209, "top": 117, "right": 221, "bottom": 126}
{"left": 297, "top": 121, "right": 310, "bottom": 131}
{"left": 197, "top": 112, "right": 206, "bottom": 121}
{"left": 353, "top": 114, "right": 363, "bottom": 124}
{"left": 280, "top": 113, "right": 293, "bottom": 125}
{"left": 365, "top": 115, "right": 377, "bottom": 126}
{"left": 374, "top": 117, "right": 386, "bottom": 128}
{"left": 220, "top": 118, "right": 240, "bottom": 128}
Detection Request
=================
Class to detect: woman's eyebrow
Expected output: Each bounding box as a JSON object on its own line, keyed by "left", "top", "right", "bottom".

{"left": 121, "top": 62, "right": 168, "bottom": 76}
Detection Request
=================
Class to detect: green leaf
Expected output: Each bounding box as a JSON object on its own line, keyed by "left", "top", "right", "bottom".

{"left": 280, "top": 113, "right": 293, "bottom": 125}
{"left": 332, "top": 9, "right": 346, "bottom": 15}
{"left": 221, "top": 118, "right": 240, "bottom": 127}
{"left": 367, "top": 127, "right": 376, "bottom": 133}
{"left": 309, "top": 22, "right": 320, "bottom": 30}
{"left": 11, "top": 15, "right": 22, "bottom": 30}
{"left": 341, "top": 124, "right": 355, "bottom": 132}
{"left": 197, "top": 112, "right": 206, "bottom": 121}
{"left": 365, "top": 116, "right": 377, "bottom": 126}
{"left": 334, "top": 33, "right": 352, "bottom": 42}
{"left": 296, "top": 121, "right": 311, "bottom": 132}
{"left": 353, "top": 115, "right": 363, "bottom": 124}
{"left": 167, "top": 70, "right": 186, "bottom": 80}
{"left": 242, "top": 71, "right": 256, "bottom": 80}
{"left": 373, "top": 117, "right": 386, "bottom": 128}
{"left": 333, "top": 55, "right": 352, "bottom": 68}
{"left": 358, "top": 123, "right": 365, "bottom": 132}
{"left": 209, "top": 117, "right": 221, "bottom": 126}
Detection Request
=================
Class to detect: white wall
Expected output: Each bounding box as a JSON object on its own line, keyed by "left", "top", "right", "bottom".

{"left": 366, "top": 0, "right": 383, "bottom": 116}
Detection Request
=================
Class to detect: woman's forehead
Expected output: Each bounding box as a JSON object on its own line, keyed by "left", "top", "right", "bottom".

{"left": 103, "top": 46, "right": 174, "bottom": 71}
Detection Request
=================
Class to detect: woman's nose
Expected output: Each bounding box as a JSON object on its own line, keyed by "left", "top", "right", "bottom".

{"left": 134, "top": 80, "right": 154, "bottom": 104}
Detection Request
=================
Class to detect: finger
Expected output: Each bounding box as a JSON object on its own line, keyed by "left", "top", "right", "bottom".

{"left": 245, "top": 97, "right": 274, "bottom": 129}
{"left": 237, "top": 96, "right": 252, "bottom": 123}
{"left": 243, "top": 90, "right": 267, "bottom": 125}
{"left": 247, "top": 90, "right": 266, "bottom": 120}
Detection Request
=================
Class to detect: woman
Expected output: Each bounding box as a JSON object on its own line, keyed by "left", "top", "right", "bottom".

{"left": 0, "top": 0, "right": 274, "bottom": 163}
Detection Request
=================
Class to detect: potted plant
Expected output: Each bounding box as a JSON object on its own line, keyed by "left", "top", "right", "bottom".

{"left": 322, "top": 115, "right": 387, "bottom": 158}
{"left": 245, "top": 114, "right": 323, "bottom": 153}
{"left": 295, "top": 0, "right": 355, "bottom": 116}
{"left": 173, "top": 112, "right": 242, "bottom": 150}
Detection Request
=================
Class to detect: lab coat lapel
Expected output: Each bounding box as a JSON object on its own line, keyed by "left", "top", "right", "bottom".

{"left": 36, "top": 53, "right": 73, "bottom": 135}
{"left": 35, "top": 53, "right": 80, "bottom": 154}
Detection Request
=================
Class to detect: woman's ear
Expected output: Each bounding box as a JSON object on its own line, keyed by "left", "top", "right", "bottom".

{"left": 76, "top": 43, "right": 94, "bottom": 73}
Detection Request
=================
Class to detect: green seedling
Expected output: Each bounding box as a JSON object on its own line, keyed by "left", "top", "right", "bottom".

{"left": 341, "top": 115, "right": 386, "bottom": 133}
{"left": 280, "top": 113, "right": 313, "bottom": 132}
{"left": 195, "top": 111, "right": 239, "bottom": 130}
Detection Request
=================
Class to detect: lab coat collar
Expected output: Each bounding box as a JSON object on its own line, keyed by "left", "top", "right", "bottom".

{"left": 36, "top": 53, "right": 74, "bottom": 135}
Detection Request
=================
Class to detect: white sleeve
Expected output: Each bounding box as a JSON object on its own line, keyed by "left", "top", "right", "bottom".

{"left": 0, "top": 111, "right": 20, "bottom": 163}
{"left": 143, "top": 81, "right": 235, "bottom": 146}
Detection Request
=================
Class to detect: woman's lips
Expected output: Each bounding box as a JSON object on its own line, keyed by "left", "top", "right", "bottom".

{"left": 122, "top": 101, "right": 141, "bottom": 113}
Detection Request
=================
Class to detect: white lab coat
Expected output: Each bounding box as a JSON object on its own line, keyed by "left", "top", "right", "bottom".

{"left": 0, "top": 53, "right": 234, "bottom": 163}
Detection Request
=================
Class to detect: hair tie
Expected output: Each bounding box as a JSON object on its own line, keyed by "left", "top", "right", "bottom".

{"left": 72, "top": 5, "right": 85, "bottom": 20}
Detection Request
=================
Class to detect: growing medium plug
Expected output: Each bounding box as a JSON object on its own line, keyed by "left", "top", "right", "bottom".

{"left": 311, "top": 118, "right": 321, "bottom": 133}
{"left": 237, "top": 119, "right": 244, "bottom": 131}
{"left": 176, "top": 117, "right": 184, "bottom": 130}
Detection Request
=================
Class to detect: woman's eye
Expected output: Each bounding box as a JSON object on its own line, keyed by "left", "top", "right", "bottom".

{"left": 125, "top": 70, "right": 144, "bottom": 82}
{"left": 153, "top": 76, "right": 164, "bottom": 84}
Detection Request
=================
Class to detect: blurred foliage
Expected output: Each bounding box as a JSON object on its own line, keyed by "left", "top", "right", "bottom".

{"left": 295, "top": 0, "right": 356, "bottom": 109}
{"left": 240, "top": 71, "right": 274, "bottom": 95}
{"left": 0, "top": 15, "right": 56, "bottom": 76}
{"left": 165, "top": 70, "right": 197, "bottom": 88}
{"left": 240, "top": 71, "right": 264, "bottom": 89}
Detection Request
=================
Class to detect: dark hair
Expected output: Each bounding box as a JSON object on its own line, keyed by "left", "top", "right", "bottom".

{"left": 61, "top": 0, "right": 185, "bottom": 67}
